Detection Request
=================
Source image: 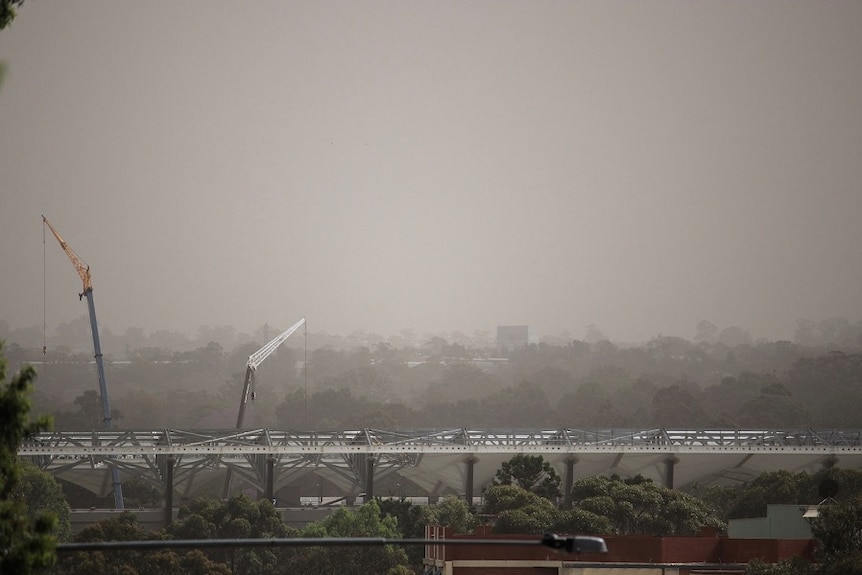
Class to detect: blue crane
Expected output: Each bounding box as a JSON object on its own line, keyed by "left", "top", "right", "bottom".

{"left": 43, "top": 215, "right": 124, "bottom": 510}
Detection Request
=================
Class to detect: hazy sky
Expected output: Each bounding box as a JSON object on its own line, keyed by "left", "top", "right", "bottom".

{"left": 1, "top": 1, "right": 860, "bottom": 344}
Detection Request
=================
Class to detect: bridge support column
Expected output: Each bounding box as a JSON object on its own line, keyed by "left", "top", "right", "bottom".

{"left": 465, "top": 456, "right": 476, "bottom": 508}
{"left": 664, "top": 456, "right": 678, "bottom": 489}
{"left": 164, "top": 456, "right": 175, "bottom": 528}
{"left": 563, "top": 456, "right": 577, "bottom": 509}
{"left": 265, "top": 456, "right": 276, "bottom": 503}
{"left": 365, "top": 456, "right": 375, "bottom": 501}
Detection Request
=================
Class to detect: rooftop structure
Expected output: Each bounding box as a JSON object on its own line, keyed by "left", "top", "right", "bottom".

{"left": 424, "top": 525, "right": 815, "bottom": 575}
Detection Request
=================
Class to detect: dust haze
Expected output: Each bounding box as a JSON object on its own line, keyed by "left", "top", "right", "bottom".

{"left": 2, "top": 1, "right": 861, "bottom": 345}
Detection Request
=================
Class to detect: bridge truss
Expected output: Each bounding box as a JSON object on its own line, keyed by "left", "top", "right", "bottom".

{"left": 18, "top": 428, "right": 862, "bottom": 503}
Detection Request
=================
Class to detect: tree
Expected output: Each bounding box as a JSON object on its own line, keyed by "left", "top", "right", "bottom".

{"left": 493, "top": 454, "right": 561, "bottom": 501}
{"left": 651, "top": 382, "right": 710, "bottom": 428}
{"left": 59, "top": 512, "right": 154, "bottom": 575}
{"left": 494, "top": 505, "right": 559, "bottom": 534}
{"left": 551, "top": 508, "right": 614, "bottom": 535}
{"left": 422, "top": 495, "right": 476, "bottom": 534}
{"left": 483, "top": 484, "right": 561, "bottom": 534}
{"left": 276, "top": 387, "right": 380, "bottom": 430}
{"left": 12, "top": 461, "right": 72, "bottom": 541}
{"left": 377, "top": 498, "right": 427, "bottom": 568}
{"left": 810, "top": 496, "right": 862, "bottom": 574}
{"left": 419, "top": 363, "right": 499, "bottom": 404}
{"left": 120, "top": 476, "right": 163, "bottom": 509}
{"left": 483, "top": 483, "right": 550, "bottom": 515}
{"left": 571, "top": 475, "right": 725, "bottom": 535}
{"left": 61, "top": 499, "right": 294, "bottom": 575}
{"left": 556, "top": 382, "right": 614, "bottom": 427}
{"left": 1, "top": 0, "right": 24, "bottom": 30}
{"left": 701, "top": 373, "right": 771, "bottom": 428}
{"left": 0, "top": 341, "right": 57, "bottom": 574}
{"left": 482, "top": 381, "right": 553, "bottom": 428}
{"left": 584, "top": 324, "right": 608, "bottom": 344}
{"left": 289, "top": 501, "right": 411, "bottom": 575}
{"left": 694, "top": 320, "right": 718, "bottom": 344}
{"left": 717, "top": 326, "right": 753, "bottom": 347}
{"left": 57, "top": 513, "right": 232, "bottom": 575}
{"left": 737, "top": 385, "right": 810, "bottom": 428}
{"left": 54, "top": 390, "right": 119, "bottom": 430}
{"left": 168, "top": 495, "right": 295, "bottom": 574}
{"left": 171, "top": 494, "right": 293, "bottom": 540}
{"left": 794, "top": 319, "right": 821, "bottom": 347}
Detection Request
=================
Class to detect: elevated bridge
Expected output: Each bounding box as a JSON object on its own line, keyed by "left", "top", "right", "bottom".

{"left": 19, "top": 428, "right": 862, "bottom": 508}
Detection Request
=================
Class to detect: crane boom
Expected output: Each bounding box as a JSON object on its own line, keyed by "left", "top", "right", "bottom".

{"left": 42, "top": 215, "right": 124, "bottom": 510}
{"left": 42, "top": 215, "right": 92, "bottom": 294}
{"left": 248, "top": 317, "right": 307, "bottom": 370}
{"left": 224, "top": 317, "right": 306, "bottom": 499}
{"left": 237, "top": 317, "right": 306, "bottom": 422}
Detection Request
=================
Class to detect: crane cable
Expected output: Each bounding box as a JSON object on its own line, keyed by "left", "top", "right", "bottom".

{"left": 304, "top": 320, "right": 308, "bottom": 429}
{"left": 42, "top": 218, "right": 48, "bottom": 383}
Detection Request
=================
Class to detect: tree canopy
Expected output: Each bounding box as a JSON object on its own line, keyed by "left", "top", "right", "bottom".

{"left": 11, "top": 461, "right": 72, "bottom": 542}
{"left": 0, "top": 341, "right": 57, "bottom": 574}
{"left": 492, "top": 453, "right": 562, "bottom": 501}
{"left": 0, "top": 0, "right": 24, "bottom": 31}
{"left": 42, "top": 465, "right": 862, "bottom": 574}
{"left": 810, "top": 496, "right": 862, "bottom": 575}
{"left": 483, "top": 463, "right": 726, "bottom": 537}
{"left": 10, "top": 321, "right": 862, "bottom": 432}
{"left": 571, "top": 475, "right": 725, "bottom": 535}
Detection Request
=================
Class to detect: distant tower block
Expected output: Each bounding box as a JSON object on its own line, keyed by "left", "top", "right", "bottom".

{"left": 497, "top": 325, "right": 529, "bottom": 354}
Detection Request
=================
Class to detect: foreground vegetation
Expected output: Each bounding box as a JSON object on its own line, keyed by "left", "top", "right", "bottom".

{"left": 46, "top": 466, "right": 862, "bottom": 575}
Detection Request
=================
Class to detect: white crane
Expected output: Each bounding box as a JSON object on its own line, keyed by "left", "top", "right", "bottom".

{"left": 223, "top": 317, "right": 306, "bottom": 498}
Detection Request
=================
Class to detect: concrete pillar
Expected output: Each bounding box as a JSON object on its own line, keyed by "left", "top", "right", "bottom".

{"left": 563, "top": 456, "right": 577, "bottom": 509}
{"left": 665, "top": 456, "right": 678, "bottom": 489}
{"left": 265, "top": 456, "right": 276, "bottom": 503}
{"left": 164, "top": 456, "right": 175, "bottom": 527}
{"left": 365, "top": 456, "right": 375, "bottom": 500}
{"left": 465, "top": 456, "right": 476, "bottom": 507}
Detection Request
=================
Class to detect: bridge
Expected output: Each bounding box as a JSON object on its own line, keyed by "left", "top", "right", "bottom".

{"left": 19, "top": 428, "right": 862, "bottom": 509}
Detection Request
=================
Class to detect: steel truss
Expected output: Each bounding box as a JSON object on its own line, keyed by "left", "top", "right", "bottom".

{"left": 18, "top": 428, "right": 862, "bottom": 500}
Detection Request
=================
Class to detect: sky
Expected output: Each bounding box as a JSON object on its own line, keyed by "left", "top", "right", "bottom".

{"left": 1, "top": 1, "right": 860, "bottom": 345}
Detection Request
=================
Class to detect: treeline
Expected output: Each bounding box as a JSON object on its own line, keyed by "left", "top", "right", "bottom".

{"left": 3, "top": 324, "right": 861, "bottom": 431}
{"left": 4, "top": 316, "right": 862, "bottom": 358}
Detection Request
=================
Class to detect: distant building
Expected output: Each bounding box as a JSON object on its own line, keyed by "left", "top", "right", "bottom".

{"left": 497, "top": 325, "right": 529, "bottom": 354}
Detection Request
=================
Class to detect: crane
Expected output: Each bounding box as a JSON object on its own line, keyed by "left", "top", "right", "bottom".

{"left": 223, "top": 317, "right": 306, "bottom": 498}
{"left": 42, "top": 215, "right": 125, "bottom": 510}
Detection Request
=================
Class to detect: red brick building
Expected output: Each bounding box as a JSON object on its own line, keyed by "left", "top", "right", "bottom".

{"left": 424, "top": 525, "right": 815, "bottom": 575}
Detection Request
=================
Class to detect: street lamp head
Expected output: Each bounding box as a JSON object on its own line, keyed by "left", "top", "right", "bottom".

{"left": 541, "top": 533, "right": 608, "bottom": 554}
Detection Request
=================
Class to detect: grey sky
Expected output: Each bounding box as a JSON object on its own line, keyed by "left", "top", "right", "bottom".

{"left": 1, "top": 1, "right": 860, "bottom": 344}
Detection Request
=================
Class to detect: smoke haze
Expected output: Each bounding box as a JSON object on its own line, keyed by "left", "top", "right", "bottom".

{"left": 1, "top": 1, "right": 861, "bottom": 344}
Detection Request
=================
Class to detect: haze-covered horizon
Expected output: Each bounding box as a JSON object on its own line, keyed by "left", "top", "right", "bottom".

{"left": 3, "top": 312, "right": 861, "bottom": 351}
{"left": 2, "top": 2, "right": 861, "bottom": 345}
